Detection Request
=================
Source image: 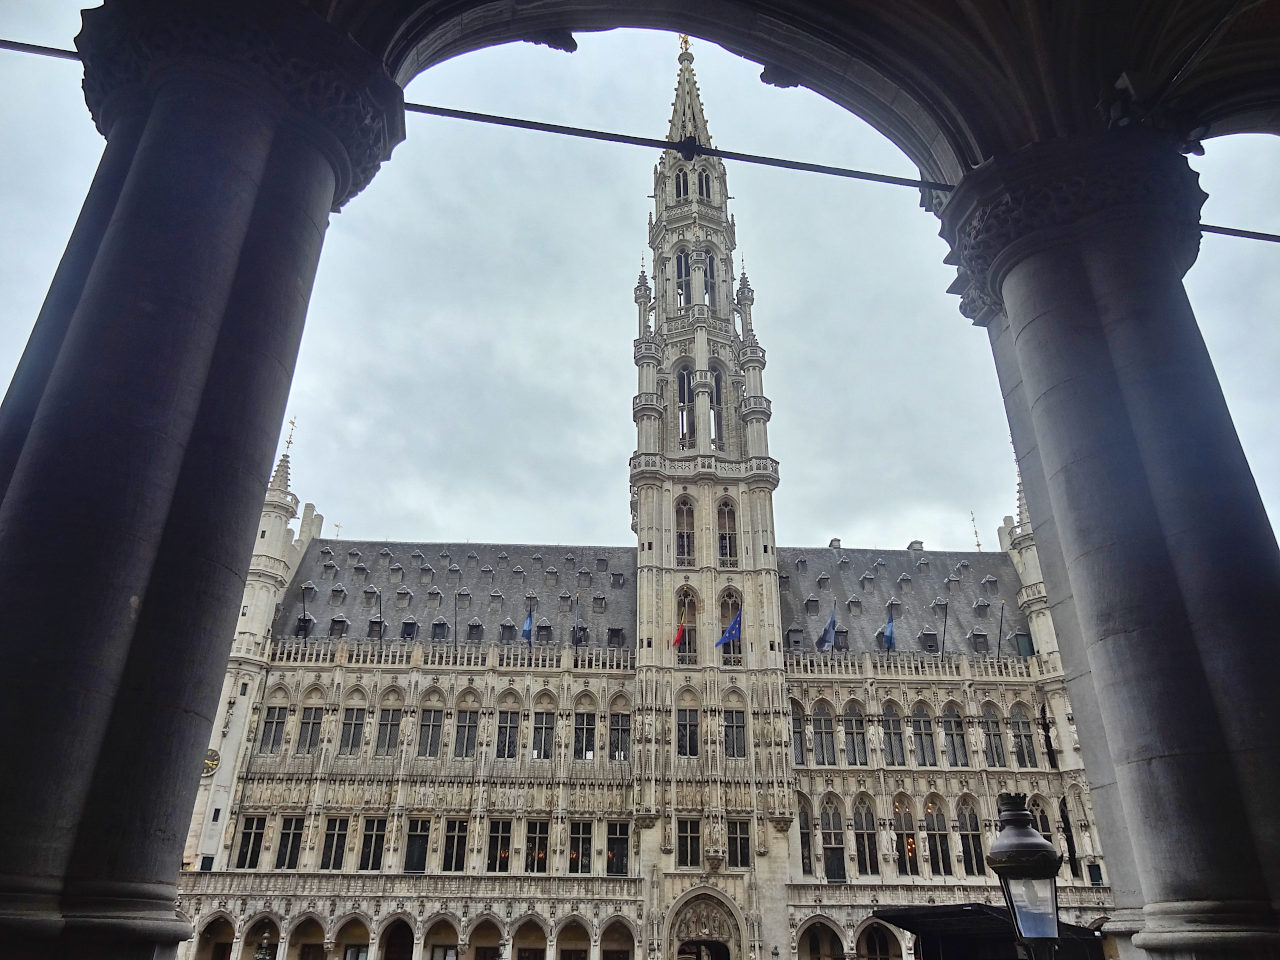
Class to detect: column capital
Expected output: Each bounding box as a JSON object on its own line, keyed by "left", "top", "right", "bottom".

{"left": 75, "top": 0, "right": 404, "bottom": 210}
{"left": 936, "top": 130, "right": 1206, "bottom": 322}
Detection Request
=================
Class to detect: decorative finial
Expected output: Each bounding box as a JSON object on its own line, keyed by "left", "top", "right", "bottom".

{"left": 970, "top": 512, "right": 982, "bottom": 551}
{"left": 285, "top": 415, "right": 296, "bottom": 454}
{"left": 334, "top": 521, "right": 342, "bottom": 537}
{"left": 679, "top": 34, "right": 690, "bottom": 53}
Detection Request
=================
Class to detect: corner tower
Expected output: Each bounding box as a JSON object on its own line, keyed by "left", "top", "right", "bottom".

{"left": 630, "top": 43, "right": 791, "bottom": 891}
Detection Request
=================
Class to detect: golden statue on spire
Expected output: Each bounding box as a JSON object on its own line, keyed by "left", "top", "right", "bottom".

{"left": 285, "top": 416, "right": 296, "bottom": 454}
{"left": 679, "top": 33, "right": 690, "bottom": 53}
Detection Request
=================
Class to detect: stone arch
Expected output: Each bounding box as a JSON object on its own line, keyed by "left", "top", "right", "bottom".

{"left": 554, "top": 914, "right": 594, "bottom": 946}
{"left": 532, "top": 687, "right": 558, "bottom": 710}
{"left": 288, "top": 913, "right": 327, "bottom": 938}
{"left": 464, "top": 913, "right": 507, "bottom": 942}
{"left": 264, "top": 683, "right": 291, "bottom": 705}
{"left": 495, "top": 686, "right": 523, "bottom": 709}
{"left": 512, "top": 914, "right": 551, "bottom": 939}
{"left": 573, "top": 690, "right": 599, "bottom": 712}
{"left": 300, "top": 683, "right": 327, "bottom": 704}
{"left": 850, "top": 919, "right": 906, "bottom": 960}
{"left": 674, "top": 684, "right": 701, "bottom": 707}
{"left": 665, "top": 888, "right": 746, "bottom": 960}
{"left": 421, "top": 684, "right": 447, "bottom": 708}
{"left": 422, "top": 914, "right": 464, "bottom": 939}
{"left": 379, "top": 917, "right": 417, "bottom": 960}
{"left": 455, "top": 686, "right": 482, "bottom": 709}
{"left": 343, "top": 684, "right": 370, "bottom": 706}
{"left": 722, "top": 685, "right": 746, "bottom": 707}
{"left": 377, "top": 912, "right": 419, "bottom": 940}
{"left": 600, "top": 915, "right": 642, "bottom": 944}
{"left": 238, "top": 914, "right": 283, "bottom": 960}
{"left": 608, "top": 690, "right": 632, "bottom": 712}
{"left": 379, "top": 685, "right": 407, "bottom": 707}
{"left": 193, "top": 914, "right": 236, "bottom": 960}
{"left": 794, "top": 915, "right": 845, "bottom": 960}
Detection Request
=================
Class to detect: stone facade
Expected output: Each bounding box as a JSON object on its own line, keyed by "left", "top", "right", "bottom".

{"left": 175, "top": 49, "right": 1112, "bottom": 960}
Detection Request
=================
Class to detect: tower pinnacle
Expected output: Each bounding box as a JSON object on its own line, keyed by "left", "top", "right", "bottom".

{"left": 667, "top": 40, "right": 712, "bottom": 145}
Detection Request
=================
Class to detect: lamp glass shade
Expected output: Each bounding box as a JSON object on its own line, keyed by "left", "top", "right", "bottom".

{"left": 1004, "top": 875, "right": 1059, "bottom": 940}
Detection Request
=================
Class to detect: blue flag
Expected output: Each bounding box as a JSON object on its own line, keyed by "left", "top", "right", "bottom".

{"left": 816, "top": 603, "right": 837, "bottom": 652}
{"left": 521, "top": 609, "right": 534, "bottom": 646}
{"left": 884, "top": 606, "right": 896, "bottom": 652}
{"left": 716, "top": 610, "right": 742, "bottom": 648}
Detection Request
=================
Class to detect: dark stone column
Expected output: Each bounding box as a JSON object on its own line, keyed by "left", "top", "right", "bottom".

{"left": 983, "top": 308, "right": 1147, "bottom": 937}
{"left": 0, "top": 2, "right": 403, "bottom": 957}
{"left": 58, "top": 124, "right": 337, "bottom": 960}
{"left": 0, "top": 110, "right": 145, "bottom": 503}
{"left": 941, "top": 130, "right": 1280, "bottom": 959}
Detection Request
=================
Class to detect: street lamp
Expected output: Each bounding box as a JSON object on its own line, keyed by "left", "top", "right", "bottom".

{"left": 987, "top": 792, "right": 1062, "bottom": 959}
{"left": 254, "top": 934, "right": 274, "bottom": 960}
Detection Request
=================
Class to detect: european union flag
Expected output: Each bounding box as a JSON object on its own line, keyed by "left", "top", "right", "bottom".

{"left": 521, "top": 609, "right": 534, "bottom": 646}
{"left": 816, "top": 603, "right": 837, "bottom": 652}
{"left": 715, "top": 610, "right": 742, "bottom": 648}
{"left": 884, "top": 606, "right": 896, "bottom": 652}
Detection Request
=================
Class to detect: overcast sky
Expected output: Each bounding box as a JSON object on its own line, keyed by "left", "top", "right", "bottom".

{"left": 2, "top": 4, "right": 1278, "bottom": 553}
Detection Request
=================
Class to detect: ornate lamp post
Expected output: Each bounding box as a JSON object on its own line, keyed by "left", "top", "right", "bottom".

{"left": 254, "top": 934, "right": 274, "bottom": 960}
{"left": 987, "top": 792, "right": 1062, "bottom": 959}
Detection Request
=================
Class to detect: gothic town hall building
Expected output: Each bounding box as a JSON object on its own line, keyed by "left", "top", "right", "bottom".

{"left": 176, "top": 47, "right": 1113, "bottom": 960}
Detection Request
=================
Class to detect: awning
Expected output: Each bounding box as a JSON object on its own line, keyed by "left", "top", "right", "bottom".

{"left": 872, "top": 903, "right": 1104, "bottom": 941}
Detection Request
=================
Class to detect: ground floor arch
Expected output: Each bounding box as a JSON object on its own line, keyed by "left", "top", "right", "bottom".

{"left": 668, "top": 893, "right": 743, "bottom": 960}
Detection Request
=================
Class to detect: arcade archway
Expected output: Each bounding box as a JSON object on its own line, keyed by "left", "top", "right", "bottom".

{"left": 669, "top": 894, "right": 741, "bottom": 960}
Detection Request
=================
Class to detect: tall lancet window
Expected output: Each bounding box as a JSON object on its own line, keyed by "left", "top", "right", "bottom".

{"left": 717, "top": 499, "right": 738, "bottom": 567}
{"left": 697, "top": 168, "right": 712, "bottom": 199}
{"left": 710, "top": 369, "right": 724, "bottom": 448}
{"left": 719, "top": 589, "right": 741, "bottom": 665}
{"left": 675, "top": 168, "right": 689, "bottom": 199}
{"left": 675, "top": 586, "right": 698, "bottom": 663}
{"left": 677, "top": 366, "right": 696, "bottom": 447}
{"left": 704, "top": 250, "right": 718, "bottom": 309}
{"left": 675, "top": 497, "right": 695, "bottom": 567}
{"left": 675, "top": 251, "right": 691, "bottom": 308}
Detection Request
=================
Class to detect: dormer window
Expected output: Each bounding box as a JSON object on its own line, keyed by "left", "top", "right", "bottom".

{"left": 400, "top": 619, "right": 418, "bottom": 640}
{"left": 367, "top": 617, "right": 384, "bottom": 640}
{"left": 846, "top": 597, "right": 862, "bottom": 614}
{"left": 329, "top": 616, "right": 349, "bottom": 638}
{"left": 352, "top": 562, "right": 368, "bottom": 582}
{"left": 330, "top": 584, "right": 347, "bottom": 604}
{"left": 834, "top": 628, "right": 848, "bottom": 651}
{"left": 916, "top": 556, "right": 930, "bottom": 567}
{"left": 322, "top": 560, "right": 338, "bottom": 580}
{"left": 610, "top": 572, "right": 625, "bottom": 588}
{"left": 294, "top": 615, "right": 314, "bottom": 638}
{"left": 607, "top": 627, "right": 624, "bottom": 647}
{"left": 816, "top": 572, "right": 830, "bottom": 588}
{"left": 805, "top": 596, "right": 819, "bottom": 616}
{"left": 410, "top": 549, "right": 425, "bottom": 560}
{"left": 536, "top": 623, "right": 552, "bottom": 643}
{"left": 593, "top": 594, "right": 607, "bottom": 614}
{"left": 467, "top": 619, "right": 483, "bottom": 643}
{"left": 447, "top": 563, "right": 461, "bottom": 584}
{"left": 481, "top": 564, "right": 494, "bottom": 582}
{"left": 595, "top": 557, "right": 608, "bottom": 572}
{"left": 973, "top": 598, "right": 991, "bottom": 617}
{"left": 786, "top": 623, "right": 804, "bottom": 649}
{"left": 499, "top": 621, "right": 515, "bottom": 643}
{"left": 897, "top": 573, "right": 911, "bottom": 584}
{"left": 419, "top": 563, "right": 434, "bottom": 583}
{"left": 918, "top": 629, "right": 939, "bottom": 653}
{"left": 389, "top": 563, "right": 403, "bottom": 583}
{"left": 431, "top": 618, "right": 448, "bottom": 640}
{"left": 347, "top": 549, "right": 361, "bottom": 561}
{"left": 577, "top": 568, "right": 591, "bottom": 587}
{"left": 859, "top": 571, "right": 875, "bottom": 586}
{"left": 512, "top": 564, "right": 525, "bottom": 582}
{"left": 559, "top": 591, "right": 572, "bottom": 612}
{"left": 969, "top": 629, "right": 989, "bottom": 653}
{"left": 981, "top": 573, "right": 998, "bottom": 589}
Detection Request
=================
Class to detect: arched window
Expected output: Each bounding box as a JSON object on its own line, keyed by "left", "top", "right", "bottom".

{"left": 675, "top": 249, "right": 691, "bottom": 306}
{"left": 924, "top": 797, "right": 952, "bottom": 876}
{"left": 860, "top": 924, "right": 897, "bottom": 960}
{"left": 717, "top": 499, "right": 737, "bottom": 567}
{"left": 957, "top": 799, "right": 985, "bottom": 875}
{"left": 791, "top": 704, "right": 807, "bottom": 766}
{"left": 1030, "top": 798, "right": 1054, "bottom": 848}
{"left": 820, "top": 799, "right": 846, "bottom": 882}
{"left": 980, "top": 703, "right": 1006, "bottom": 766}
{"left": 675, "top": 496, "right": 695, "bottom": 566}
{"left": 697, "top": 168, "right": 712, "bottom": 199}
{"left": 852, "top": 796, "right": 878, "bottom": 875}
{"left": 1060, "top": 796, "right": 1081, "bottom": 878}
{"left": 813, "top": 704, "right": 836, "bottom": 766}
{"left": 797, "top": 797, "right": 813, "bottom": 875}
{"left": 941, "top": 704, "right": 968, "bottom": 766}
{"left": 676, "top": 366, "right": 695, "bottom": 447}
{"left": 893, "top": 796, "right": 920, "bottom": 875}
{"left": 710, "top": 368, "right": 724, "bottom": 448}
{"left": 719, "top": 590, "right": 742, "bottom": 665}
{"left": 675, "top": 586, "right": 697, "bottom": 663}
{"left": 704, "top": 248, "right": 717, "bottom": 309}
{"left": 882, "top": 705, "right": 906, "bottom": 765}
{"left": 1010, "top": 705, "right": 1039, "bottom": 768}
{"left": 911, "top": 704, "right": 937, "bottom": 765}
{"left": 843, "top": 703, "right": 868, "bottom": 765}
{"left": 674, "top": 168, "right": 689, "bottom": 199}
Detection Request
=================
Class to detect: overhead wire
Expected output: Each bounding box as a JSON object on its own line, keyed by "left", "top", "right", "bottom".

{"left": 2, "top": 35, "right": 1278, "bottom": 244}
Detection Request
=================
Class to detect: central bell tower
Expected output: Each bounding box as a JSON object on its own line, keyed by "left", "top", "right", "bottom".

{"left": 629, "top": 44, "right": 792, "bottom": 899}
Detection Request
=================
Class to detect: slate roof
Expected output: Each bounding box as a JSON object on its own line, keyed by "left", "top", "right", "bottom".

{"left": 276, "top": 540, "right": 639, "bottom": 649}
{"left": 776, "top": 545, "right": 1029, "bottom": 655}
{"left": 276, "top": 539, "right": 1030, "bottom": 658}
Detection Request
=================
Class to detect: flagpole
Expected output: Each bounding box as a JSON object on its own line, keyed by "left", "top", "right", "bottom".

{"left": 300, "top": 584, "right": 308, "bottom": 637}
{"left": 453, "top": 588, "right": 459, "bottom": 648}
{"left": 939, "top": 601, "right": 948, "bottom": 657}
{"left": 995, "top": 600, "right": 1006, "bottom": 658}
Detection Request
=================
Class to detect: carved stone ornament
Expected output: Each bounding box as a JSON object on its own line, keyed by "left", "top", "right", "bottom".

{"left": 76, "top": 0, "right": 405, "bottom": 209}
{"left": 937, "top": 130, "right": 1207, "bottom": 322}
{"left": 672, "top": 897, "right": 736, "bottom": 944}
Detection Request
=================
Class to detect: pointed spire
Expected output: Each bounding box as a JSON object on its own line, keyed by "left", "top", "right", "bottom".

{"left": 269, "top": 452, "right": 291, "bottom": 492}
{"left": 1016, "top": 471, "right": 1031, "bottom": 528}
{"left": 667, "top": 38, "right": 712, "bottom": 146}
